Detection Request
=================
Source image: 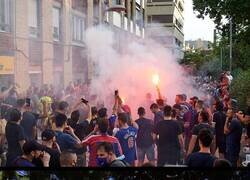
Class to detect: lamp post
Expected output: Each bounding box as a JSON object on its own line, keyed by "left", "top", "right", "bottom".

{"left": 229, "top": 17, "right": 232, "bottom": 72}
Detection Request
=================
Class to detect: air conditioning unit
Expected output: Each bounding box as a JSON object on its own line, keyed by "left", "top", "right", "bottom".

{"left": 29, "top": 27, "right": 38, "bottom": 37}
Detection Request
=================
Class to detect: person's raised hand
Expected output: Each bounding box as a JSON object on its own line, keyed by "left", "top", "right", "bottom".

{"left": 64, "top": 126, "right": 74, "bottom": 135}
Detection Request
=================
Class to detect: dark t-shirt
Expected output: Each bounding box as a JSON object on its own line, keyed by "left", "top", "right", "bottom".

{"left": 154, "top": 120, "right": 181, "bottom": 155}
{"left": 32, "top": 157, "right": 44, "bottom": 167}
{"left": 153, "top": 111, "right": 164, "bottom": 126}
{"left": 109, "top": 159, "right": 130, "bottom": 167}
{"left": 12, "top": 157, "right": 35, "bottom": 167}
{"left": 135, "top": 117, "right": 154, "bottom": 148}
{"left": 44, "top": 147, "right": 60, "bottom": 168}
{"left": 226, "top": 118, "right": 242, "bottom": 156}
{"left": 179, "top": 102, "right": 193, "bottom": 137}
{"left": 191, "top": 111, "right": 199, "bottom": 129}
{"left": 5, "top": 122, "right": 25, "bottom": 158}
{"left": 246, "top": 106, "right": 250, "bottom": 138}
{"left": 191, "top": 123, "right": 214, "bottom": 153}
{"left": 20, "top": 111, "right": 38, "bottom": 141}
{"left": 186, "top": 152, "right": 217, "bottom": 167}
{"left": 176, "top": 119, "right": 184, "bottom": 134}
{"left": 213, "top": 111, "right": 227, "bottom": 145}
{"left": 74, "top": 120, "right": 89, "bottom": 141}
{"left": 67, "top": 118, "right": 77, "bottom": 130}
{"left": 74, "top": 120, "right": 89, "bottom": 153}
{"left": 88, "top": 117, "right": 98, "bottom": 134}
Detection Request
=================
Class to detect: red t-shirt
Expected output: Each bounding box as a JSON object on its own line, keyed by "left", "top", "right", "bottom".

{"left": 82, "top": 134, "right": 123, "bottom": 167}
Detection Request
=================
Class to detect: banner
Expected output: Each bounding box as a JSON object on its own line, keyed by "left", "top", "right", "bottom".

{"left": 0, "top": 56, "right": 14, "bottom": 74}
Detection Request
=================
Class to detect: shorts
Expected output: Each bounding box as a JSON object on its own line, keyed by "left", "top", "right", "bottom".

{"left": 137, "top": 145, "right": 155, "bottom": 162}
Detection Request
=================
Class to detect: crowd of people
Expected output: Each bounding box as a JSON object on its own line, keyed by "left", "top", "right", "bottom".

{"left": 0, "top": 71, "right": 249, "bottom": 168}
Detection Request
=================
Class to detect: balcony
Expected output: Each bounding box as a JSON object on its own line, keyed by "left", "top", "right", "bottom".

{"left": 108, "top": 0, "right": 126, "bottom": 12}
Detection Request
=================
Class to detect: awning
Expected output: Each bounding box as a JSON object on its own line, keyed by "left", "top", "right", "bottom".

{"left": 0, "top": 56, "right": 14, "bottom": 74}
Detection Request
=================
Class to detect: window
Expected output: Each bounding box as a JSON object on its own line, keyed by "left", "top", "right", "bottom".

{"left": 28, "top": 0, "right": 39, "bottom": 37}
{"left": 178, "top": 2, "right": 184, "bottom": 12}
{"left": 148, "top": 0, "right": 173, "bottom": 2}
{"left": 175, "top": 19, "right": 183, "bottom": 30}
{"left": 53, "top": 7, "right": 60, "bottom": 41}
{"left": 175, "top": 38, "right": 182, "bottom": 47}
{"left": 0, "top": 0, "right": 10, "bottom": 32}
{"left": 112, "top": 0, "right": 122, "bottom": 5}
{"left": 152, "top": 15, "right": 173, "bottom": 23}
{"left": 72, "top": 15, "right": 85, "bottom": 42}
{"left": 93, "top": 0, "right": 99, "bottom": 19}
{"left": 147, "top": 16, "right": 152, "bottom": 23}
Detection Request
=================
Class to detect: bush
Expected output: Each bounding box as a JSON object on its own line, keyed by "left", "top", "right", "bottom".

{"left": 230, "top": 69, "right": 250, "bottom": 110}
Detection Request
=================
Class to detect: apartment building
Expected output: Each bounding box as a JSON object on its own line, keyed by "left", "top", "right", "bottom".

{"left": 0, "top": 0, "right": 145, "bottom": 91}
{"left": 146, "top": 0, "right": 184, "bottom": 60}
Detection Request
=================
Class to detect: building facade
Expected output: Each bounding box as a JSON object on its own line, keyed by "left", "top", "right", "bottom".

{"left": 185, "top": 39, "right": 212, "bottom": 52}
{"left": 0, "top": 0, "right": 145, "bottom": 91}
{"left": 146, "top": 0, "right": 184, "bottom": 60}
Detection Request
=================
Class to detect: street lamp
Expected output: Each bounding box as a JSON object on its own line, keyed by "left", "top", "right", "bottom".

{"left": 229, "top": 17, "right": 232, "bottom": 72}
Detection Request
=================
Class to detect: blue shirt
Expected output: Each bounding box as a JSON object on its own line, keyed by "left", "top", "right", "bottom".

{"left": 115, "top": 126, "right": 138, "bottom": 164}
{"left": 55, "top": 131, "right": 78, "bottom": 152}
{"left": 12, "top": 157, "right": 35, "bottom": 167}
{"left": 109, "top": 115, "right": 117, "bottom": 127}
{"left": 20, "top": 111, "right": 38, "bottom": 141}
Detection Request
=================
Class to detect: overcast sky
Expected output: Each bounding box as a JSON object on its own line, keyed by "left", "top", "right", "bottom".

{"left": 184, "top": 0, "right": 215, "bottom": 42}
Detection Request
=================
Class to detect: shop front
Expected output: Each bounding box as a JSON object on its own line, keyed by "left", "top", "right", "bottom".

{"left": 0, "top": 56, "right": 14, "bottom": 89}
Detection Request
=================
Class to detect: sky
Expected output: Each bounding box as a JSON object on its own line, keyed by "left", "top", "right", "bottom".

{"left": 184, "top": 0, "right": 215, "bottom": 42}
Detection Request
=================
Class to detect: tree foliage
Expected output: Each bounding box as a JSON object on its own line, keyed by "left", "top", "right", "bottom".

{"left": 230, "top": 69, "right": 250, "bottom": 110}
{"left": 181, "top": 50, "right": 215, "bottom": 70}
{"left": 193, "top": 0, "right": 250, "bottom": 35}
{"left": 199, "top": 58, "right": 221, "bottom": 78}
{"left": 193, "top": 0, "right": 250, "bottom": 70}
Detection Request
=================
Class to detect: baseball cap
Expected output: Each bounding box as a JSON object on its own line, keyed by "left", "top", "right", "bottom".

{"left": 41, "top": 129, "right": 55, "bottom": 141}
{"left": 23, "top": 140, "right": 44, "bottom": 155}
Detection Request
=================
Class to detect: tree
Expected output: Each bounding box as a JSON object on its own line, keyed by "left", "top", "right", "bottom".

{"left": 199, "top": 58, "right": 221, "bottom": 78}
{"left": 181, "top": 50, "right": 215, "bottom": 71}
{"left": 193, "top": 0, "right": 250, "bottom": 34}
{"left": 193, "top": 0, "right": 250, "bottom": 71}
{"left": 230, "top": 69, "right": 250, "bottom": 110}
